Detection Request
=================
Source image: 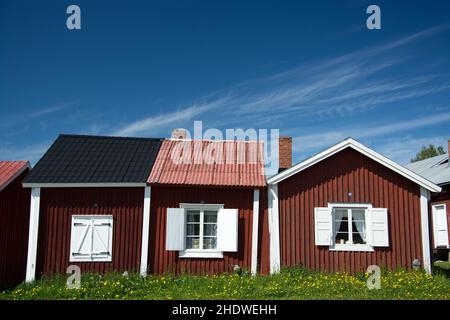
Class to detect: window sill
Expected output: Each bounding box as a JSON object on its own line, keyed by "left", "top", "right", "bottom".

{"left": 70, "top": 257, "right": 112, "bottom": 262}
{"left": 179, "top": 250, "right": 223, "bottom": 259}
{"left": 329, "top": 244, "right": 374, "bottom": 252}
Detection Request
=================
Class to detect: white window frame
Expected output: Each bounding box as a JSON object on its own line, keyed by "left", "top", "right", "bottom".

{"left": 70, "top": 215, "right": 114, "bottom": 262}
{"left": 328, "top": 203, "right": 374, "bottom": 252}
{"left": 178, "top": 203, "right": 224, "bottom": 258}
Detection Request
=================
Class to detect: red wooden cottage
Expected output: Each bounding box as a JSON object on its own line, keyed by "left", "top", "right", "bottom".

{"left": 22, "top": 135, "right": 163, "bottom": 282}
{"left": 0, "top": 161, "right": 31, "bottom": 288}
{"left": 266, "top": 138, "right": 441, "bottom": 274}
{"left": 146, "top": 132, "right": 267, "bottom": 275}
{"left": 406, "top": 139, "right": 450, "bottom": 261}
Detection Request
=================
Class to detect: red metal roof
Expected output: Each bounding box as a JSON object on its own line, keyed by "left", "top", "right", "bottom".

{"left": 0, "top": 161, "right": 29, "bottom": 192}
{"left": 148, "top": 140, "right": 266, "bottom": 187}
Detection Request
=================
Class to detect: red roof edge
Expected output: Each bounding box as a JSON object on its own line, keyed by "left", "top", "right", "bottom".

{"left": 0, "top": 161, "right": 30, "bottom": 192}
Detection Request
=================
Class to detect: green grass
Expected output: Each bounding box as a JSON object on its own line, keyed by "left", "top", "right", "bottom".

{"left": 2, "top": 267, "right": 449, "bottom": 300}
{"left": 434, "top": 260, "right": 450, "bottom": 270}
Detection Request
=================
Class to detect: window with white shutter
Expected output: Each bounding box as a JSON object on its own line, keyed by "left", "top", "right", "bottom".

{"left": 167, "top": 203, "right": 234, "bottom": 258}
{"left": 70, "top": 215, "right": 113, "bottom": 262}
{"left": 315, "top": 203, "right": 390, "bottom": 251}
{"left": 432, "top": 204, "right": 449, "bottom": 248}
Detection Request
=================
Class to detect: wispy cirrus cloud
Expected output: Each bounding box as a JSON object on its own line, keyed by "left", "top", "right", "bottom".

{"left": 112, "top": 96, "right": 232, "bottom": 137}
{"left": 112, "top": 24, "right": 450, "bottom": 138}
{"left": 0, "top": 102, "right": 74, "bottom": 130}
{"left": 292, "top": 111, "right": 450, "bottom": 159}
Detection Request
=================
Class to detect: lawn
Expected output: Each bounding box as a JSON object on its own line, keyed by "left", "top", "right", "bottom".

{"left": 1, "top": 267, "right": 449, "bottom": 300}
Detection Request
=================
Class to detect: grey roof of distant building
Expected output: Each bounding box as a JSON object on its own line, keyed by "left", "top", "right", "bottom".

{"left": 405, "top": 153, "right": 450, "bottom": 186}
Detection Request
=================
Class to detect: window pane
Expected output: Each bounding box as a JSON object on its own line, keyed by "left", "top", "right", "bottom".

{"left": 187, "top": 210, "right": 200, "bottom": 222}
{"left": 186, "top": 237, "right": 200, "bottom": 249}
{"left": 203, "top": 237, "right": 217, "bottom": 249}
{"left": 204, "top": 223, "right": 217, "bottom": 236}
{"left": 334, "top": 209, "right": 349, "bottom": 244}
{"left": 186, "top": 223, "right": 200, "bottom": 236}
{"left": 204, "top": 211, "right": 217, "bottom": 223}
{"left": 351, "top": 209, "right": 366, "bottom": 244}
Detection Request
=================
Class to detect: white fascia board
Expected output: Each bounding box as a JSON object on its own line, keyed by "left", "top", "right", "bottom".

{"left": 267, "top": 138, "right": 441, "bottom": 193}
{"left": 22, "top": 182, "right": 147, "bottom": 188}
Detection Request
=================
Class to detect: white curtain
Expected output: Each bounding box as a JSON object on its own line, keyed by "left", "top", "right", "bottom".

{"left": 352, "top": 210, "right": 366, "bottom": 242}
{"left": 334, "top": 209, "right": 346, "bottom": 241}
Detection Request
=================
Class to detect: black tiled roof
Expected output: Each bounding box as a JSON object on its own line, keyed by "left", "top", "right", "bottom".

{"left": 23, "top": 134, "right": 163, "bottom": 184}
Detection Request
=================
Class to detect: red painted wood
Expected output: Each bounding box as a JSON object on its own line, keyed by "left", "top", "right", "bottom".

{"left": 277, "top": 148, "right": 423, "bottom": 273}
{"left": 0, "top": 169, "right": 30, "bottom": 288}
{"left": 36, "top": 187, "right": 144, "bottom": 276}
{"left": 148, "top": 186, "right": 257, "bottom": 275}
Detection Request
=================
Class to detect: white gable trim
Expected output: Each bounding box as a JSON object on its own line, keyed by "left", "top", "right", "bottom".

{"left": 267, "top": 138, "right": 441, "bottom": 193}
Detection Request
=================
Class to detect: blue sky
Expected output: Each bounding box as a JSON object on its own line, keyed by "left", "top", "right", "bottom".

{"left": 1, "top": 0, "right": 450, "bottom": 166}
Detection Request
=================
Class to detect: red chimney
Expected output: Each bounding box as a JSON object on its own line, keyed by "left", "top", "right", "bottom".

{"left": 171, "top": 128, "right": 188, "bottom": 139}
{"left": 278, "top": 136, "right": 292, "bottom": 173}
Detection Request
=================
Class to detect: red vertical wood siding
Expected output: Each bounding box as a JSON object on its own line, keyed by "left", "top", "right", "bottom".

{"left": 0, "top": 169, "right": 30, "bottom": 288}
{"left": 277, "top": 148, "right": 423, "bottom": 273}
{"left": 36, "top": 187, "right": 144, "bottom": 276}
{"left": 148, "top": 186, "right": 255, "bottom": 275}
{"left": 258, "top": 189, "right": 270, "bottom": 274}
{"left": 431, "top": 184, "right": 450, "bottom": 248}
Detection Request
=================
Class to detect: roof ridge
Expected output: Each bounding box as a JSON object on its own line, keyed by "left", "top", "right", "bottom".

{"left": 59, "top": 134, "right": 164, "bottom": 141}
{"left": 167, "top": 138, "right": 264, "bottom": 143}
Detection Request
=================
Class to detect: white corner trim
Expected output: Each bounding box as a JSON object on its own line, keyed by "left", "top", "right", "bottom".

{"left": 251, "top": 189, "right": 260, "bottom": 276}
{"left": 26, "top": 187, "right": 41, "bottom": 283}
{"left": 268, "top": 184, "right": 280, "bottom": 274}
{"left": 420, "top": 187, "right": 432, "bottom": 274}
{"left": 22, "top": 182, "right": 147, "bottom": 188}
{"left": 140, "top": 186, "right": 151, "bottom": 276}
{"left": 267, "top": 138, "right": 441, "bottom": 193}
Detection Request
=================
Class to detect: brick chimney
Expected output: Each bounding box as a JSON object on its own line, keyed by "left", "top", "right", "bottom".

{"left": 171, "top": 128, "right": 188, "bottom": 139}
{"left": 278, "top": 136, "right": 292, "bottom": 173}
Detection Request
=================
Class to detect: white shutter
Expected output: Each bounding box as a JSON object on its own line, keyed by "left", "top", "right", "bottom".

{"left": 314, "top": 207, "right": 332, "bottom": 246}
{"left": 91, "top": 217, "right": 113, "bottom": 260}
{"left": 433, "top": 205, "right": 449, "bottom": 248}
{"left": 368, "top": 208, "right": 389, "bottom": 247}
{"left": 70, "top": 217, "right": 92, "bottom": 260}
{"left": 70, "top": 215, "right": 113, "bottom": 262}
{"left": 217, "top": 208, "right": 238, "bottom": 252}
{"left": 166, "top": 208, "right": 186, "bottom": 251}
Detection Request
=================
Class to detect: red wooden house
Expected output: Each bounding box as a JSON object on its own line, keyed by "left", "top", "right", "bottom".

{"left": 266, "top": 138, "right": 441, "bottom": 274}
{"left": 0, "top": 161, "right": 31, "bottom": 288}
{"left": 146, "top": 133, "right": 266, "bottom": 275}
{"left": 22, "top": 135, "right": 163, "bottom": 282}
